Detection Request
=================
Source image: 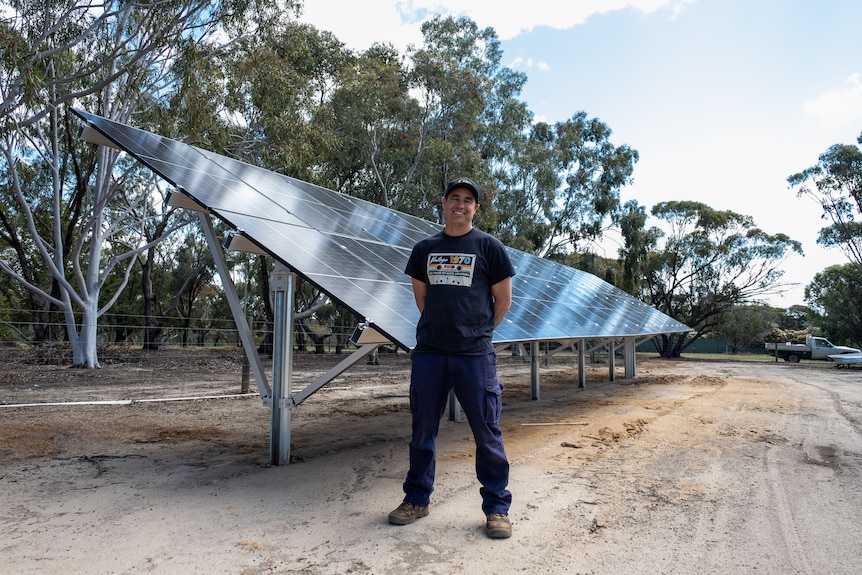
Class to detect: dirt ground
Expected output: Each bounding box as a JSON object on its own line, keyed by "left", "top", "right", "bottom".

{"left": 2, "top": 347, "right": 862, "bottom": 575}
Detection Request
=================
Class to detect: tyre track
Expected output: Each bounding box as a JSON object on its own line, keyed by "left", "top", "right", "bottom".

{"left": 765, "top": 446, "right": 813, "bottom": 574}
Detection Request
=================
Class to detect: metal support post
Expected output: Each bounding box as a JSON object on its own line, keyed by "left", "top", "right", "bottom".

{"left": 198, "top": 212, "right": 270, "bottom": 398}
{"left": 448, "top": 390, "right": 462, "bottom": 422}
{"left": 608, "top": 340, "right": 616, "bottom": 382}
{"left": 624, "top": 337, "right": 636, "bottom": 378}
{"left": 270, "top": 265, "right": 295, "bottom": 466}
{"left": 530, "top": 341, "right": 540, "bottom": 400}
{"left": 578, "top": 339, "right": 586, "bottom": 388}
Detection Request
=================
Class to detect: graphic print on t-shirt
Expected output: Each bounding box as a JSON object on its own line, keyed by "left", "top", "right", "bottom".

{"left": 427, "top": 253, "right": 476, "bottom": 287}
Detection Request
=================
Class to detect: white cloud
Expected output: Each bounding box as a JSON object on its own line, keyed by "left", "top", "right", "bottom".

{"left": 803, "top": 73, "right": 862, "bottom": 128}
{"left": 298, "top": 0, "right": 693, "bottom": 51}
{"left": 454, "top": 0, "right": 688, "bottom": 39}
{"left": 508, "top": 55, "right": 550, "bottom": 72}
{"left": 298, "top": 1, "right": 423, "bottom": 51}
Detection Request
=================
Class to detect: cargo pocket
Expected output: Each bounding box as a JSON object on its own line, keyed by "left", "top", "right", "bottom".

{"left": 484, "top": 380, "right": 502, "bottom": 424}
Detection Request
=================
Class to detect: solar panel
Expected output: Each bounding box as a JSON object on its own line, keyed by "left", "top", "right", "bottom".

{"left": 73, "top": 109, "right": 690, "bottom": 349}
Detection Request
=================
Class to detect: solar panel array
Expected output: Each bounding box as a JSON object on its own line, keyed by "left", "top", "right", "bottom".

{"left": 73, "top": 109, "right": 690, "bottom": 349}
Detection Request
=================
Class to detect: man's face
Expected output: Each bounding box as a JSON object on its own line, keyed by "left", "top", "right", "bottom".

{"left": 442, "top": 188, "right": 479, "bottom": 226}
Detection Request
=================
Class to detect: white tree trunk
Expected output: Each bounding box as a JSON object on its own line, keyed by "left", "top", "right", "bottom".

{"left": 72, "top": 300, "right": 101, "bottom": 368}
{"left": 0, "top": 2, "right": 271, "bottom": 368}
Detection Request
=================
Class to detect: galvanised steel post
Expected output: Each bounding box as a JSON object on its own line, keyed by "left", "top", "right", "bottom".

{"left": 270, "top": 265, "right": 295, "bottom": 466}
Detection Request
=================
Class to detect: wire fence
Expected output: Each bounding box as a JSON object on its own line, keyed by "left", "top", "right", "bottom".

{"left": 0, "top": 309, "right": 357, "bottom": 354}
{"left": 1, "top": 309, "right": 769, "bottom": 360}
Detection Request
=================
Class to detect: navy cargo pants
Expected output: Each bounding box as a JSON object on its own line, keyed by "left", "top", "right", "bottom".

{"left": 402, "top": 351, "right": 512, "bottom": 515}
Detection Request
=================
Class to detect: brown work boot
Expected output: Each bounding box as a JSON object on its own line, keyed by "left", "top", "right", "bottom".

{"left": 388, "top": 501, "right": 429, "bottom": 525}
{"left": 485, "top": 513, "right": 512, "bottom": 538}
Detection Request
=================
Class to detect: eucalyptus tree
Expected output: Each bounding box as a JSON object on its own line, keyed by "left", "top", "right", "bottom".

{"left": 712, "top": 304, "right": 783, "bottom": 353}
{"left": 325, "top": 15, "right": 533, "bottom": 224}
{"left": 225, "top": 21, "right": 350, "bottom": 181}
{"left": 628, "top": 200, "right": 802, "bottom": 357}
{"left": 805, "top": 263, "right": 862, "bottom": 347}
{"left": 495, "top": 113, "right": 639, "bottom": 258}
{"left": 407, "top": 15, "right": 512, "bottom": 219}
{"left": 162, "top": 229, "right": 216, "bottom": 347}
{"left": 0, "top": 136, "right": 69, "bottom": 342}
{"left": 0, "top": 0, "right": 293, "bottom": 366}
{"left": 788, "top": 132, "right": 862, "bottom": 265}
{"left": 782, "top": 304, "right": 813, "bottom": 332}
{"left": 618, "top": 199, "right": 661, "bottom": 295}
{"left": 493, "top": 122, "right": 557, "bottom": 253}
{"left": 324, "top": 43, "right": 424, "bottom": 211}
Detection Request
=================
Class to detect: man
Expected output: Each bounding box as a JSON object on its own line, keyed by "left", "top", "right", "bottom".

{"left": 388, "top": 177, "right": 516, "bottom": 539}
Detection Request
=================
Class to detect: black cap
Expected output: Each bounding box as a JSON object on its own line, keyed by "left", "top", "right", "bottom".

{"left": 444, "top": 177, "right": 480, "bottom": 202}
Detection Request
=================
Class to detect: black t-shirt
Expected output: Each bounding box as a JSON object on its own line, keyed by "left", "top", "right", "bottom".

{"left": 404, "top": 228, "right": 515, "bottom": 354}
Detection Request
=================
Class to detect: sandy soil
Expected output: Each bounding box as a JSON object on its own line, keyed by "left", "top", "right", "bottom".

{"left": 2, "top": 348, "right": 862, "bottom": 574}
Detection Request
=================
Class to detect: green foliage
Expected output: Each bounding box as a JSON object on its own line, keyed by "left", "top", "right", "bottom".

{"left": 782, "top": 304, "right": 814, "bottom": 331}
{"left": 789, "top": 133, "right": 862, "bottom": 344}
{"left": 788, "top": 134, "right": 862, "bottom": 264}
{"left": 626, "top": 200, "right": 802, "bottom": 357}
{"left": 712, "top": 304, "right": 782, "bottom": 351}
{"left": 804, "top": 263, "right": 862, "bottom": 347}
{"left": 323, "top": 43, "right": 422, "bottom": 209}
{"left": 618, "top": 200, "right": 661, "bottom": 296}
{"left": 494, "top": 114, "right": 638, "bottom": 257}
{"left": 225, "top": 21, "right": 351, "bottom": 181}
{"left": 407, "top": 16, "right": 521, "bottom": 222}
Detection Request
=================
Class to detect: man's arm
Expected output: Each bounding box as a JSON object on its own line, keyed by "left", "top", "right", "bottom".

{"left": 491, "top": 276, "right": 512, "bottom": 328}
{"left": 411, "top": 277, "right": 427, "bottom": 313}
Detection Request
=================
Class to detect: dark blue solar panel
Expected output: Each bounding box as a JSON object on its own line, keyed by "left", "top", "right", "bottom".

{"left": 73, "top": 109, "right": 690, "bottom": 349}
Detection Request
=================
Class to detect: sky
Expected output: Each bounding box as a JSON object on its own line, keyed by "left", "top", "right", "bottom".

{"left": 297, "top": 0, "right": 862, "bottom": 308}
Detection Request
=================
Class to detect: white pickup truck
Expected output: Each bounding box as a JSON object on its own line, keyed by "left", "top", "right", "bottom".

{"left": 765, "top": 336, "right": 860, "bottom": 363}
